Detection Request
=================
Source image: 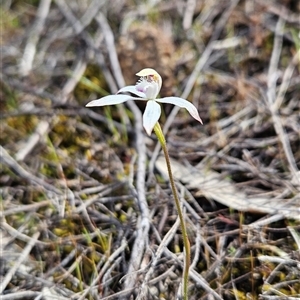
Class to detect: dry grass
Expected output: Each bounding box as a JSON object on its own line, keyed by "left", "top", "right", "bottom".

{"left": 1, "top": 0, "right": 300, "bottom": 299}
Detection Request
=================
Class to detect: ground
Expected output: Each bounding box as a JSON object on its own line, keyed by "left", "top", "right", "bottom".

{"left": 1, "top": 1, "right": 300, "bottom": 299}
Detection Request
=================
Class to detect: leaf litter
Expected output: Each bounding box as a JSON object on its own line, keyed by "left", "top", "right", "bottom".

{"left": 1, "top": 1, "right": 300, "bottom": 299}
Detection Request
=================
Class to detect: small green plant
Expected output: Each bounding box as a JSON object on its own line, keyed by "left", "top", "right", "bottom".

{"left": 85, "top": 68, "right": 203, "bottom": 300}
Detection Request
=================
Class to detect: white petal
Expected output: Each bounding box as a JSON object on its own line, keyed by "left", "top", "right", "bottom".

{"left": 156, "top": 97, "right": 203, "bottom": 124}
{"left": 143, "top": 100, "right": 161, "bottom": 135}
{"left": 118, "top": 85, "right": 146, "bottom": 98}
{"left": 86, "top": 94, "right": 135, "bottom": 107}
{"left": 136, "top": 68, "right": 159, "bottom": 77}
{"left": 135, "top": 80, "right": 159, "bottom": 99}
{"left": 136, "top": 69, "right": 162, "bottom": 97}
{"left": 144, "top": 83, "right": 160, "bottom": 99}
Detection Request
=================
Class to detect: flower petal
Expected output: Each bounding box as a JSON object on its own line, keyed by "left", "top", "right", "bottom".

{"left": 117, "top": 85, "right": 146, "bottom": 98}
{"left": 143, "top": 100, "right": 161, "bottom": 135}
{"left": 136, "top": 80, "right": 159, "bottom": 100}
{"left": 156, "top": 97, "right": 203, "bottom": 124}
{"left": 136, "top": 69, "right": 162, "bottom": 96}
{"left": 136, "top": 68, "right": 159, "bottom": 77}
{"left": 86, "top": 94, "right": 135, "bottom": 107}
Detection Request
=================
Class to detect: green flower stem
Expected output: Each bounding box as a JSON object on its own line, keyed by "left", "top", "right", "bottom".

{"left": 153, "top": 122, "right": 190, "bottom": 300}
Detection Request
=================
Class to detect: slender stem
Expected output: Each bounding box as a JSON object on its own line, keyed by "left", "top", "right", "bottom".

{"left": 153, "top": 122, "right": 190, "bottom": 300}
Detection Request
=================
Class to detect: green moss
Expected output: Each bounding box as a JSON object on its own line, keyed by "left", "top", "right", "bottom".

{"left": 74, "top": 64, "right": 109, "bottom": 103}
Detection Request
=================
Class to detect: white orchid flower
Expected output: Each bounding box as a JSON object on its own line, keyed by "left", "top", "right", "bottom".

{"left": 86, "top": 68, "right": 203, "bottom": 135}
